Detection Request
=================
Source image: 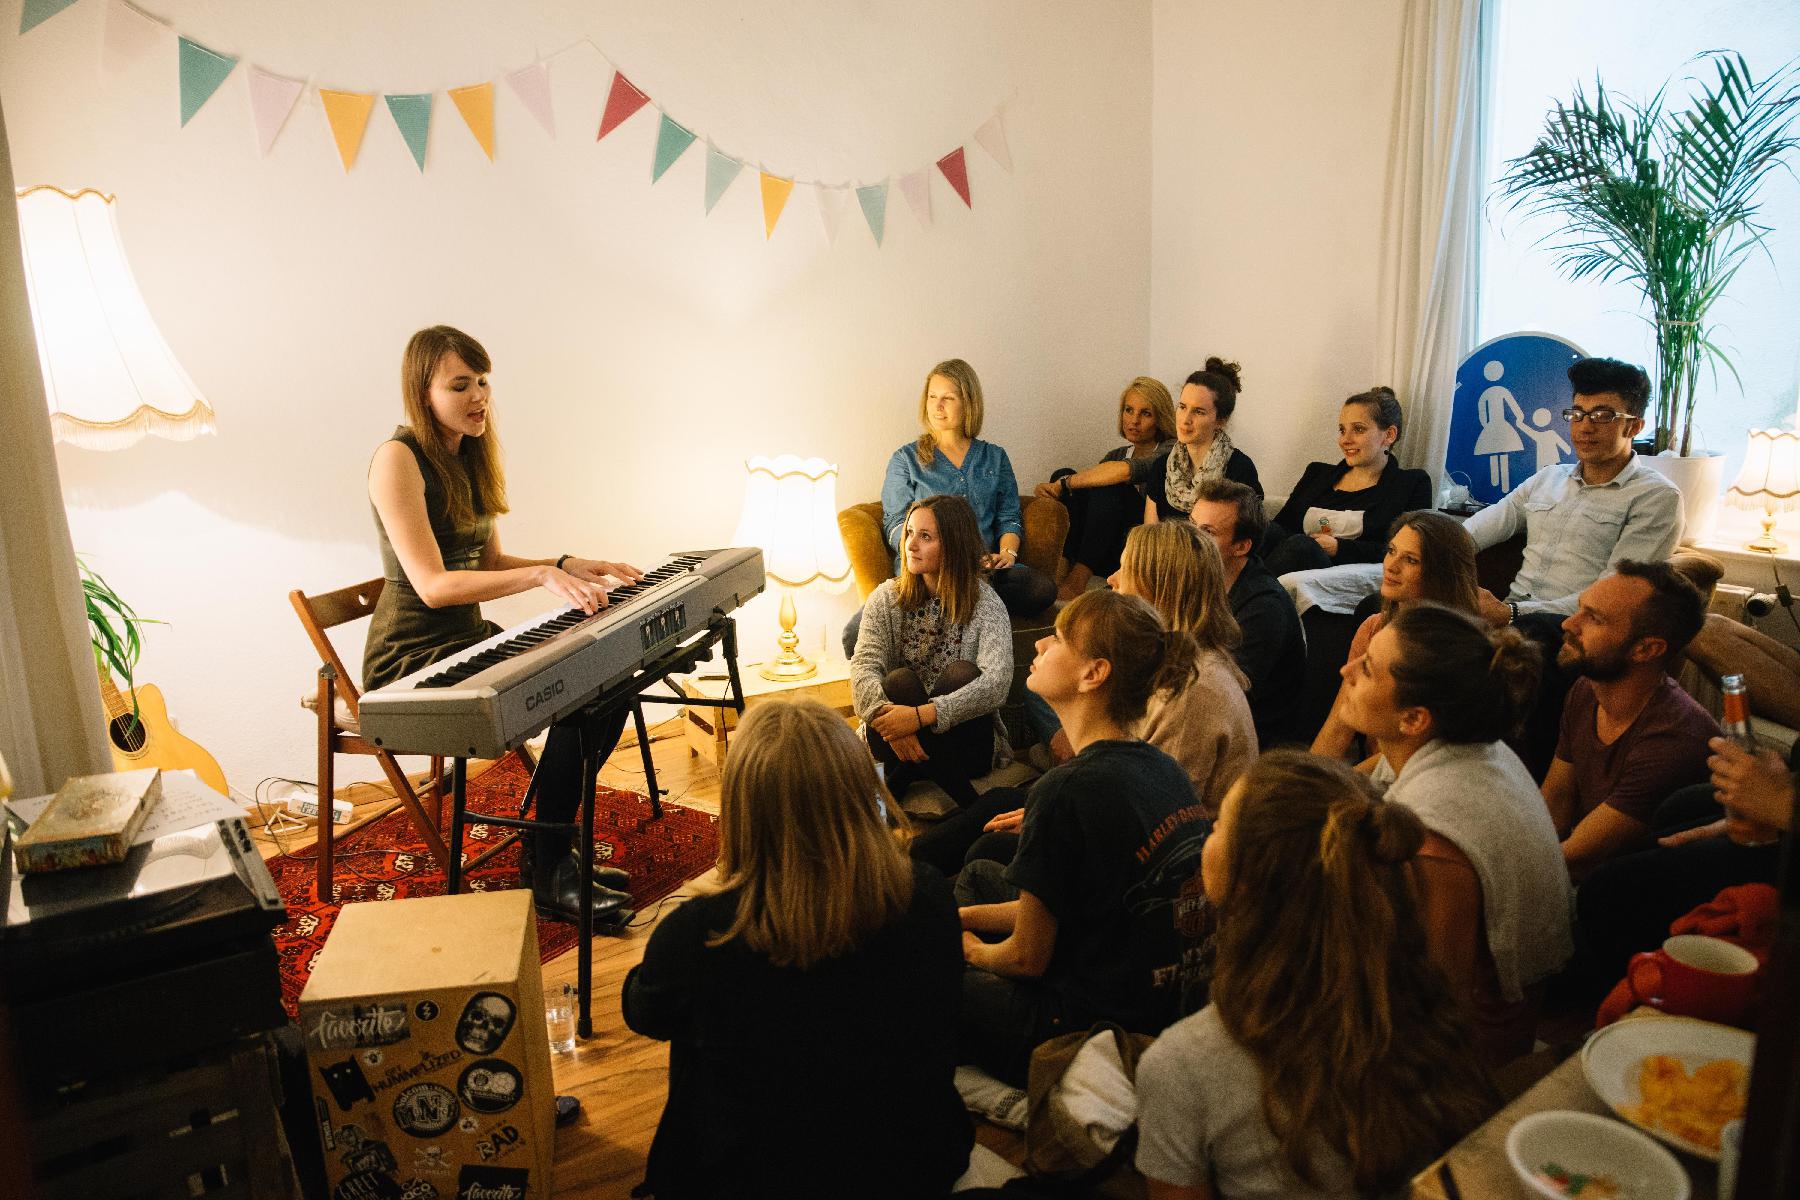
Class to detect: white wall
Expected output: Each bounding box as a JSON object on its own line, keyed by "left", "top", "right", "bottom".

{"left": 3, "top": 0, "right": 1153, "bottom": 793}
{"left": 1149, "top": 0, "right": 1408, "bottom": 497}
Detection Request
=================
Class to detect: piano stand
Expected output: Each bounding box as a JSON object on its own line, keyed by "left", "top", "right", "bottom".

{"left": 444, "top": 617, "right": 747, "bottom": 1038}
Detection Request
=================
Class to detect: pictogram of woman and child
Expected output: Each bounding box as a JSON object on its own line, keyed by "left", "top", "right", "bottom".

{"left": 1473, "top": 359, "right": 1570, "bottom": 492}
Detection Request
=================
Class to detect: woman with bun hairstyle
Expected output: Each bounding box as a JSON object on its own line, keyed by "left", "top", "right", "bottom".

{"left": 1136, "top": 752, "right": 1497, "bottom": 1199}
{"left": 1263, "top": 387, "right": 1434, "bottom": 577}
{"left": 852, "top": 494, "right": 1013, "bottom": 813}
{"left": 1045, "top": 358, "right": 1262, "bottom": 524}
{"left": 1335, "top": 604, "right": 1573, "bottom": 1064}
{"left": 622, "top": 699, "right": 972, "bottom": 1199}
{"left": 1312, "top": 510, "right": 1479, "bottom": 760}
{"left": 1035, "top": 376, "right": 1177, "bottom": 601}
{"left": 958, "top": 589, "right": 1210, "bottom": 1086}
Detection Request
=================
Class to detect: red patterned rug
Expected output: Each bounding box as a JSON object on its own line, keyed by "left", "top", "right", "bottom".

{"left": 267, "top": 753, "right": 718, "bottom": 1017}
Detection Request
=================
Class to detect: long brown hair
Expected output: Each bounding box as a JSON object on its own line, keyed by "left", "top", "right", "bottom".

{"left": 1212, "top": 751, "right": 1497, "bottom": 1192}
{"left": 1056, "top": 590, "right": 1200, "bottom": 726}
{"left": 1118, "top": 376, "right": 1176, "bottom": 442}
{"left": 400, "top": 325, "right": 510, "bottom": 526}
{"left": 1382, "top": 510, "right": 1479, "bottom": 619}
{"left": 710, "top": 699, "right": 914, "bottom": 969}
{"left": 894, "top": 495, "right": 986, "bottom": 625}
{"left": 914, "top": 358, "right": 986, "bottom": 465}
{"left": 1119, "top": 521, "right": 1241, "bottom": 658}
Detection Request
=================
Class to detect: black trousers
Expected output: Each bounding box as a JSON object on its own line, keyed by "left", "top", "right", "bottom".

{"left": 528, "top": 708, "right": 628, "bottom": 864}
{"left": 1053, "top": 467, "right": 1143, "bottom": 579}
{"left": 866, "top": 664, "right": 993, "bottom": 811}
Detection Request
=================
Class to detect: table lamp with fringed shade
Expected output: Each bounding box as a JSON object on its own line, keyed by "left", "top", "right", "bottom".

{"left": 15, "top": 186, "right": 214, "bottom": 449}
{"left": 1726, "top": 429, "right": 1800, "bottom": 554}
{"left": 730, "top": 455, "right": 852, "bottom": 682}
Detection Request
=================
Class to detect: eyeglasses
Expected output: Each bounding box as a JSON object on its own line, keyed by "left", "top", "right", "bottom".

{"left": 1560, "top": 408, "right": 1633, "bottom": 425}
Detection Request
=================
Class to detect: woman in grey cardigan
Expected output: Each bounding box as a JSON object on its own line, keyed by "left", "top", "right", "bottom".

{"left": 852, "top": 494, "right": 1013, "bottom": 811}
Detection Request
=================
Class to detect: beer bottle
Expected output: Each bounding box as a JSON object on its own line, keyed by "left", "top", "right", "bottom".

{"left": 1719, "top": 674, "right": 1779, "bottom": 845}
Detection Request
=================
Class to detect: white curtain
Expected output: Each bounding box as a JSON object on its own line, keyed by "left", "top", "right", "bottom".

{"left": 1376, "top": 0, "right": 1492, "bottom": 488}
{"left": 0, "top": 97, "right": 111, "bottom": 798}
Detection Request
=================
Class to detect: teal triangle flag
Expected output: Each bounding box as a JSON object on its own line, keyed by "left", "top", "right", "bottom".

{"left": 178, "top": 37, "right": 238, "bottom": 127}
{"left": 703, "top": 144, "right": 743, "bottom": 214}
{"left": 385, "top": 93, "right": 433, "bottom": 171}
{"left": 652, "top": 114, "right": 697, "bottom": 183}
{"left": 856, "top": 182, "right": 889, "bottom": 247}
{"left": 20, "top": 0, "right": 78, "bottom": 34}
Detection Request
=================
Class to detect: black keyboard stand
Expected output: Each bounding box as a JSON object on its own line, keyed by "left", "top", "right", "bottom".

{"left": 444, "top": 616, "right": 745, "bottom": 1037}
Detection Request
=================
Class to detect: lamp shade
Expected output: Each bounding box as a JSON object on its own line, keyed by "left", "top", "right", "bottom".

{"left": 730, "top": 455, "right": 851, "bottom": 590}
{"left": 1726, "top": 430, "right": 1800, "bottom": 513}
{"left": 16, "top": 186, "right": 214, "bottom": 449}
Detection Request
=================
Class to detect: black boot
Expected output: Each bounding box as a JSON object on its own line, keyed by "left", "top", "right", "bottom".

{"left": 577, "top": 851, "right": 631, "bottom": 892}
{"left": 525, "top": 833, "right": 632, "bottom": 924}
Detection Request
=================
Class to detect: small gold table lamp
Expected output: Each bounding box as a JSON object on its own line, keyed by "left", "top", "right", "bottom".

{"left": 731, "top": 455, "right": 852, "bottom": 682}
{"left": 1726, "top": 429, "right": 1800, "bottom": 554}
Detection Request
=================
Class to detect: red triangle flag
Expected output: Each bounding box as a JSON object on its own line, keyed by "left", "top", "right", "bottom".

{"left": 596, "top": 71, "right": 650, "bottom": 141}
{"left": 937, "top": 146, "right": 972, "bottom": 208}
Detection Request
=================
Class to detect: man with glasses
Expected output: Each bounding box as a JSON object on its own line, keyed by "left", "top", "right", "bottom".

{"left": 1463, "top": 357, "right": 1684, "bottom": 773}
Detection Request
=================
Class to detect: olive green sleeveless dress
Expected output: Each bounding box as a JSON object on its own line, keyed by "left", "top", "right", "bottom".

{"left": 362, "top": 427, "right": 503, "bottom": 692}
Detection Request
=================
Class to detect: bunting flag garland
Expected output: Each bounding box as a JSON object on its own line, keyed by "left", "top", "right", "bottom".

{"left": 385, "top": 93, "right": 432, "bottom": 171}
{"left": 103, "top": 0, "right": 164, "bottom": 72}
{"left": 177, "top": 37, "right": 237, "bottom": 127}
{"left": 856, "top": 182, "right": 888, "bottom": 247}
{"left": 448, "top": 83, "right": 495, "bottom": 160}
{"left": 899, "top": 168, "right": 931, "bottom": 227}
{"left": 974, "top": 111, "right": 1012, "bottom": 172}
{"left": 320, "top": 89, "right": 377, "bottom": 171}
{"left": 596, "top": 71, "right": 649, "bottom": 140}
{"left": 814, "top": 183, "right": 847, "bottom": 244}
{"left": 246, "top": 65, "right": 304, "bottom": 157}
{"left": 759, "top": 172, "right": 793, "bottom": 239}
{"left": 504, "top": 61, "right": 556, "bottom": 138}
{"left": 20, "top": 0, "right": 78, "bottom": 35}
{"left": 703, "top": 143, "right": 742, "bottom": 214}
{"left": 651, "top": 113, "right": 696, "bottom": 182}
{"left": 937, "top": 146, "right": 971, "bottom": 208}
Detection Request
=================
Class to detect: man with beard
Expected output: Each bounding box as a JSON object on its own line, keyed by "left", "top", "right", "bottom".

{"left": 1539, "top": 561, "right": 1717, "bottom": 880}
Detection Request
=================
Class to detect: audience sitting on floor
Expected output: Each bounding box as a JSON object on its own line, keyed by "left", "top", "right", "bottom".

{"left": 1312, "top": 509, "right": 1480, "bottom": 761}
{"left": 957, "top": 589, "right": 1210, "bottom": 1087}
{"left": 1337, "top": 603, "right": 1573, "bottom": 1064}
{"left": 622, "top": 699, "right": 973, "bottom": 1199}
{"left": 1037, "top": 375, "right": 1177, "bottom": 601}
{"left": 1540, "top": 560, "right": 1719, "bottom": 881}
{"left": 1135, "top": 752, "right": 1498, "bottom": 1199}
{"left": 851, "top": 494, "right": 1013, "bottom": 814}
{"left": 1262, "top": 386, "right": 1434, "bottom": 578}
{"left": 1187, "top": 478, "right": 1307, "bottom": 747}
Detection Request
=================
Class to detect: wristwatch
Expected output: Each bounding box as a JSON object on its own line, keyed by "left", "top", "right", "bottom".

{"left": 555, "top": 554, "right": 572, "bottom": 571}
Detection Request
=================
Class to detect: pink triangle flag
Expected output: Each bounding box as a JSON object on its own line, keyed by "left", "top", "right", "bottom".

{"left": 899, "top": 168, "right": 932, "bottom": 227}
{"left": 814, "top": 183, "right": 848, "bottom": 244}
{"left": 505, "top": 61, "right": 555, "bottom": 138}
{"left": 246, "top": 66, "right": 304, "bottom": 157}
{"left": 937, "top": 146, "right": 972, "bottom": 208}
{"left": 103, "top": 0, "right": 164, "bottom": 72}
{"left": 596, "top": 71, "right": 649, "bottom": 141}
{"left": 975, "top": 111, "right": 1012, "bottom": 172}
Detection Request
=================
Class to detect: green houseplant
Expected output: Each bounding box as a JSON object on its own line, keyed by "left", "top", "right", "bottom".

{"left": 1495, "top": 51, "right": 1800, "bottom": 457}
{"left": 80, "top": 558, "right": 160, "bottom": 720}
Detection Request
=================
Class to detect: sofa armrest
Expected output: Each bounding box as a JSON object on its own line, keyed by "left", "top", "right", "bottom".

{"left": 838, "top": 502, "right": 892, "bottom": 602}
{"left": 1019, "top": 495, "right": 1068, "bottom": 579}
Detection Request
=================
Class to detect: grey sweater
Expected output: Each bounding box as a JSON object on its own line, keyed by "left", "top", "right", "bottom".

{"left": 850, "top": 579, "right": 1013, "bottom": 734}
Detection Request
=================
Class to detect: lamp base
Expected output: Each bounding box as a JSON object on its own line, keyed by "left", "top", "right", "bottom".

{"left": 758, "top": 651, "right": 819, "bottom": 683}
{"left": 1747, "top": 511, "right": 1787, "bottom": 555}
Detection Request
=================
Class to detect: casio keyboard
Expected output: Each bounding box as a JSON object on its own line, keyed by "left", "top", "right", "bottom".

{"left": 358, "top": 546, "right": 764, "bottom": 759}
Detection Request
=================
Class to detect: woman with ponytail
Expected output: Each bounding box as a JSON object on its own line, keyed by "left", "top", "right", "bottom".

{"left": 1136, "top": 752, "right": 1497, "bottom": 1198}
{"left": 958, "top": 589, "right": 1211, "bottom": 1086}
{"left": 1336, "top": 603, "right": 1573, "bottom": 1064}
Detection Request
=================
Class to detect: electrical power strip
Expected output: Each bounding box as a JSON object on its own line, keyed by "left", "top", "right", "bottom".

{"left": 288, "top": 795, "right": 354, "bottom": 825}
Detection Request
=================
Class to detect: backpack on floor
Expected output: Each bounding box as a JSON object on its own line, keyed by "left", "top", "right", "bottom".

{"left": 1011, "top": 1022, "right": 1155, "bottom": 1200}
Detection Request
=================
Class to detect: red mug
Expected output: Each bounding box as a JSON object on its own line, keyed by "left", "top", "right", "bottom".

{"left": 1628, "top": 934, "right": 1759, "bottom": 1024}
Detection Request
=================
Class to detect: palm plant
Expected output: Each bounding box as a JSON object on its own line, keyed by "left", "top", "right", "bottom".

{"left": 80, "top": 558, "right": 161, "bottom": 717}
{"left": 1495, "top": 51, "right": 1800, "bottom": 455}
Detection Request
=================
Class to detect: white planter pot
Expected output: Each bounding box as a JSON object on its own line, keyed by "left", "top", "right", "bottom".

{"left": 1635, "top": 451, "right": 1725, "bottom": 545}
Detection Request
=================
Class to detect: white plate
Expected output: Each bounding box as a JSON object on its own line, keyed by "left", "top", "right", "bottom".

{"left": 1581, "top": 1017, "right": 1754, "bottom": 1161}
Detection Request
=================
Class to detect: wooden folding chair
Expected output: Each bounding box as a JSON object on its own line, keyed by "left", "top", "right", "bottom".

{"left": 289, "top": 578, "right": 451, "bottom": 900}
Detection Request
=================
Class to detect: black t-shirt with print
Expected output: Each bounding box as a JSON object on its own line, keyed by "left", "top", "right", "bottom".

{"left": 1005, "top": 739, "right": 1211, "bottom": 1034}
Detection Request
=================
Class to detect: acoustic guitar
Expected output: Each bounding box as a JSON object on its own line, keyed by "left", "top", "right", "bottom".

{"left": 98, "top": 669, "right": 229, "bottom": 796}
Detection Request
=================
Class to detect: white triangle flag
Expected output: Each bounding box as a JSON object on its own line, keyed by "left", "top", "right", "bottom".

{"left": 246, "top": 66, "right": 304, "bottom": 156}
{"left": 505, "top": 61, "right": 556, "bottom": 138}
{"left": 102, "top": 0, "right": 165, "bottom": 73}
{"left": 899, "top": 168, "right": 932, "bottom": 227}
{"left": 974, "top": 111, "right": 1012, "bottom": 172}
{"left": 814, "top": 183, "right": 848, "bottom": 244}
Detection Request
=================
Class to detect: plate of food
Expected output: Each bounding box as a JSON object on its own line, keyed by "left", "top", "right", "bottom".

{"left": 1505, "top": 1110, "right": 1688, "bottom": 1200}
{"left": 1581, "top": 1016, "right": 1754, "bottom": 1161}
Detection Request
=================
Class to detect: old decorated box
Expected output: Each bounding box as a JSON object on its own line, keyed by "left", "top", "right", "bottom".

{"left": 298, "top": 890, "right": 555, "bottom": 1200}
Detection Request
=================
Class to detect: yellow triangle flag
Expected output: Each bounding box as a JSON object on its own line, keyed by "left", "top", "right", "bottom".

{"left": 448, "top": 82, "right": 495, "bottom": 161}
{"left": 760, "top": 172, "right": 794, "bottom": 239}
{"left": 319, "top": 89, "right": 377, "bottom": 171}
